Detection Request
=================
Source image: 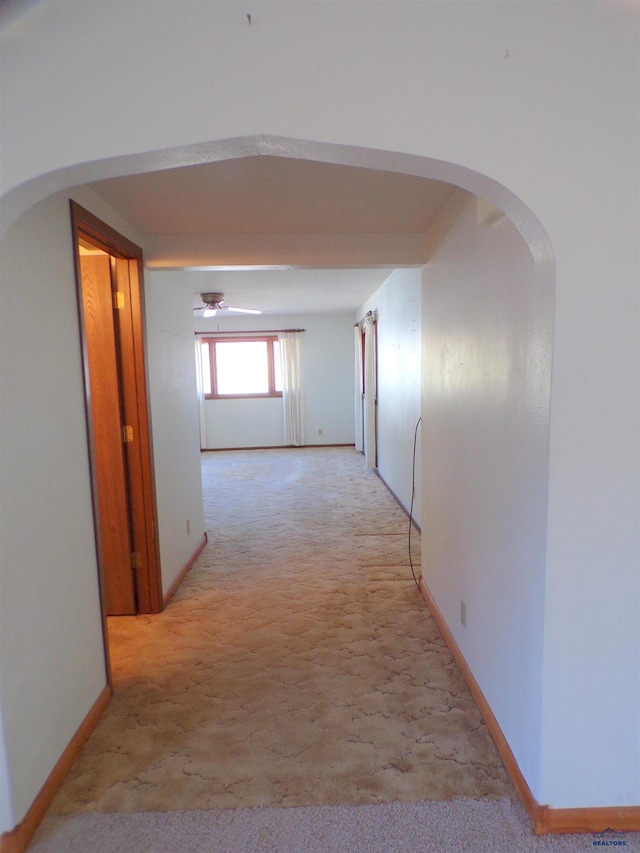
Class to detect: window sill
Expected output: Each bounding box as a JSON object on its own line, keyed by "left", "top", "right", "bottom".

{"left": 205, "top": 393, "right": 283, "bottom": 400}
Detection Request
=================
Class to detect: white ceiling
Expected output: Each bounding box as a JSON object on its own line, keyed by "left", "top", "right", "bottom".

{"left": 88, "top": 156, "right": 456, "bottom": 315}
{"left": 190, "top": 268, "right": 395, "bottom": 315}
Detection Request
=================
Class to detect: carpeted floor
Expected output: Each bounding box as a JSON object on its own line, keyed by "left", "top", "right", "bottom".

{"left": 32, "top": 798, "right": 635, "bottom": 853}
{"left": 30, "top": 448, "right": 640, "bottom": 852}
{"left": 47, "top": 447, "right": 513, "bottom": 816}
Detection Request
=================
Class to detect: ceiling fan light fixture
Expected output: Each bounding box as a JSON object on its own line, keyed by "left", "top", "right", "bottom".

{"left": 197, "top": 291, "right": 261, "bottom": 316}
{"left": 200, "top": 292, "right": 225, "bottom": 308}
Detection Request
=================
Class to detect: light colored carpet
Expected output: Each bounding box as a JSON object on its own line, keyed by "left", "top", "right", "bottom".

{"left": 31, "top": 448, "right": 640, "bottom": 851}
{"left": 32, "top": 798, "right": 638, "bottom": 853}
{"left": 48, "top": 447, "right": 512, "bottom": 816}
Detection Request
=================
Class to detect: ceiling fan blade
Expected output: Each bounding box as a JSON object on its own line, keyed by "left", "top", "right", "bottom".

{"left": 224, "top": 306, "right": 262, "bottom": 315}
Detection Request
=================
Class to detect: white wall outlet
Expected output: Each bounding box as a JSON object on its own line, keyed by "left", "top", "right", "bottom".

{"left": 186, "top": 519, "right": 190, "bottom": 536}
{"left": 460, "top": 600, "right": 467, "bottom": 626}
{"left": 318, "top": 428, "right": 323, "bottom": 436}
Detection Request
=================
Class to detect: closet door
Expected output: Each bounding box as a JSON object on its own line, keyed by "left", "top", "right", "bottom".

{"left": 80, "top": 253, "right": 137, "bottom": 614}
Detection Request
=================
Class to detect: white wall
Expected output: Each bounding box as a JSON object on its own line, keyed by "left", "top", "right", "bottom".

{"left": 357, "top": 269, "right": 422, "bottom": 520}
{"left": 0, "top": 187, "right": 208, "bottom": 826}
{"left": 0, "top": 191, "right": 109, "bottom": 826}
{"left": 0, "top": 0, "right": 638, "bottom": 825}
{"left": 204, "top": 397, "right": 284, "bottom": 450}
{"left": 194, "top": 312, "right": 355, "bottom": 449}
{"left": 144, "top": 272, "right": 205, "bottom": 596}
{"left": 421, "top": 190, "right": 551, "bottom": 798}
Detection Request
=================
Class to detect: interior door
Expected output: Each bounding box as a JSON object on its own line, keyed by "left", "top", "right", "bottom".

{"left": 113, "top": 256, "right": 160, "bottom": 611}
{"left": 80, "top": 253, "right": 137, "bottom": 614}
{"left": 72, "top": 201, "right": 163, "bottom": 624}
{"left": 363, "top": 315, "right": 378, "bottom": 468}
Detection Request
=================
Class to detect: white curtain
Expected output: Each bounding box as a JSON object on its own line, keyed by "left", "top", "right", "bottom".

{"left": 194, "top": 338, "right": 207, "bottom": 450}
{"left": 354, "top": 324, "right": 364, "bottom": 452}
{"left": 363, "top": 314, "right": 377, "bottom": 468}
{"left": 280, "top": 332, "right": 304, "bottom": 446}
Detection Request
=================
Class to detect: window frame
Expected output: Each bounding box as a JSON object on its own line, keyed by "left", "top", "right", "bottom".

{"left": 201, "top": 335, "right": 283, "bottom": 400}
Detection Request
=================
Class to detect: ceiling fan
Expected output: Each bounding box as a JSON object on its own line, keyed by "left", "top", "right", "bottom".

{"left": 194, "top": 292, "right": 262, "bottom": 317}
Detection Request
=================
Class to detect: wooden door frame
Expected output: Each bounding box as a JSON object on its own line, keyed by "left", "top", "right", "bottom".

{"left": 70, "top": 201, "right": 163, "bottom": 648}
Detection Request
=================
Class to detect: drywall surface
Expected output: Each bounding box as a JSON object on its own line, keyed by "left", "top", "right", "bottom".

{"left": 421, "top": 191, "right": 552, "bottom": 798}
{"left": 203, "top": 397, "right": 284, "bottom": 450}
{"left": 0, "top": 191, "right": 108, "bottom": 827}
{"left": 0, "top": 0, "right": 638, "bottom": 821}
{"left": 0, "top": 706, "right": 10, "bottom": 832}
{"left": 357, "top": 269, "right": 422, "bottom": 519}
{"left": 144, "top": 272, "right": 206, "bottom": 596}
{"left": 194, "top": 312, "right": 355, "bottom": 448}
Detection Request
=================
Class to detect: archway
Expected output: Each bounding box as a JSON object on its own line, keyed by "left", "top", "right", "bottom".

{"left": 0, "top": 136, "right": 555, "bottom": 842}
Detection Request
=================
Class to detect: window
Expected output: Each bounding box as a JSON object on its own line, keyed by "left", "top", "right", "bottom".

{"left": 200, "top": 337, "right": 282, "bottom": 398}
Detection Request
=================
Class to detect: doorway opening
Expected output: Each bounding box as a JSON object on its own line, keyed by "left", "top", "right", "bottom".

{"left": 71, "top": 202, "right": 163, "bottom": 637}
{"left": 354, "top": 310, "right": 378, "bottom": 468}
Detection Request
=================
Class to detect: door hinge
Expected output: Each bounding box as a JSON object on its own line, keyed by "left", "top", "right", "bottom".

{"left": 113, "top": 291, "right": 125, "bottom": 309}
{"left": 122, "top": 425, "right": 134, "bottom": 443}
{"left": 131, "top": 552, "right": 142, "bottom": 570}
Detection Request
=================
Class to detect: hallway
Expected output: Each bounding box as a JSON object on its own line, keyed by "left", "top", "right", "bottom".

{"left": 47, "top": 448, "right": 512, "bottom": 815}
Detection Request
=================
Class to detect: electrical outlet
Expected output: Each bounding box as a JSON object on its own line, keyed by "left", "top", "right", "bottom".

{"left": 186, "top": 519, "right": 190, "bottom": 536}
{"left": 460, "top": 600, "right": 467, "bottom": 626}
{"left": 318, "top": 428, "right": 323, "bottom": 436}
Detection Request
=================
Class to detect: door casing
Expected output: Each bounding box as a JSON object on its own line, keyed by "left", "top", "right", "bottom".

{"left": 71, "top": 201, "right": 163, "bottom": 642}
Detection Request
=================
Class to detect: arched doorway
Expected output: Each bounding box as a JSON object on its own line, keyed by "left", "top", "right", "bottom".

{"left": 0, "top": 136, "right": 556, "bottom": 843}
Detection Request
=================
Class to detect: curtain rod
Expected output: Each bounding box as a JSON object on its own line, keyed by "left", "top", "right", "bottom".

{"left": 355, "top": 310, "right": 377, "bottom": 328}
{"left": 195, "top": 329, "right": 305, "bottom": 335}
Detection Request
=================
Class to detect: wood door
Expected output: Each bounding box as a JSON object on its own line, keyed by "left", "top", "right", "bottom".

{"left": 80, "top": 253, "right": 137, "bottom": 614}
{"left": 72, "top": 201, "right": 163, "bottom": 626}
{"left": 113, "top": 257, "right": 162, "bottom": 612}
